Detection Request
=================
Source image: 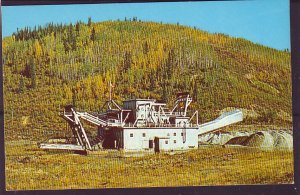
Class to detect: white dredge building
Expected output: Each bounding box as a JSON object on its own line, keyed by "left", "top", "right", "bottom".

{"left": 40, "top": 92, "right": 243, "bottom": 152}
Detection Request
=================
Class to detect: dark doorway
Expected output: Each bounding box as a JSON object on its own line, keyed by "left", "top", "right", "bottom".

{"left": 149, "top": 140, "right": 153, "bottom": 149}
{"left": 154, "top": 137, "right": 159, "bottom": 153}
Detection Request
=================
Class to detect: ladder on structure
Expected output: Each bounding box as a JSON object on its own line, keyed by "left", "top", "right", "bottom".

{"left": 62, "top": 108, "right": 93, "bottom": 150}
{"left": 77, "top": 112, "right": 107, "bottom": 127}
{"left": 62, "top": 107, "right": 109, "bottom": 150}
{"left": 39, "top": 107, "right": 107, "bottom": 152}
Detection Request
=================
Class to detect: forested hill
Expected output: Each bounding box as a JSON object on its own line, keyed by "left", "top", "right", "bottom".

{"left": 3, "top": 18, "right": 292, "bottom": 139}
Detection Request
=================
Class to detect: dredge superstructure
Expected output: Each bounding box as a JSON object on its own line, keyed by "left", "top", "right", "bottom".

{"left": 40, "top": 92, "right": 243, "bottom": 152}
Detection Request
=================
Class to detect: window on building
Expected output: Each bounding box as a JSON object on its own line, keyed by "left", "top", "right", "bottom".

{"left": 130, "top": 133, "right": 133, "bottom": 137}
{"left": 167, "top": 133, "right": 170, "bottom": 136}
{"left": 142, "top": 133, "right": 146, "bottom": 137}
{"left": 174, "top": 140, "right": 176, "bottom": 144}
{"left": 165, "top": 140, "right": 168, "bottom": 144}
{"left": 173, "top": 133, "right": 176, "bottom": 136}
{"left": 181, "top": 133, "right": 184, "bottom": 136}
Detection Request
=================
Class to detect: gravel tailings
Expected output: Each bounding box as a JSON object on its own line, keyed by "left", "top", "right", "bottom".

{"left": 199, "top": 130, "right": 293, "bottom": 151}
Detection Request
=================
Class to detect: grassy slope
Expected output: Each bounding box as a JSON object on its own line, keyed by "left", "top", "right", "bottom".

{"left": 3, "top": 20, "right": 292, "bottom": 141}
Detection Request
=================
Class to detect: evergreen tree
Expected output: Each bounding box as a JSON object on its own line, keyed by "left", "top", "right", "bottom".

{"left": 193, "top": 80, "right": 198, "bottom": 102}
{"left": 18, "top": 76, "right": 25, "bottom": 93}
{"left": 31, "top": 66, "right": 37, "bottom": 89}
{"left": 162, "top": 81, "right": 168, "bottom": 103}
{"left": 149, "top": 70, "right": 156, "bottom": 91}
{"left": 63, "top": 36, "right": 70, "bottom": 53}
{"left": 166, "top": 49, "right": 176, "bottom": 79}
{"left": 88, "top": 17, "right": 92, "bottom": 27}
{"left": 123, "top": 51, "right": 132, "bottom": 72}
{"left": 72, "top": 87, "right": 76, "bottom": 107}
{"left": 91, "top": 27, "right": 96, "bottom": 42}
{"left": 143, "top": 41, "right": 149, "bottom": 55}
{"left": 68, "top": 24, "right": 76, "bottom": 51}
{"left": 30, "top": 59, "right": 37, "bottom": 89}
{"left": 75, "top": 22, "right": 80, "bottom": 36}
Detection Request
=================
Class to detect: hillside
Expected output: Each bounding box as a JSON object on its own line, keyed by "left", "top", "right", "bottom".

{"left": 2, "top": 18, "right": 292, "bottom": 140}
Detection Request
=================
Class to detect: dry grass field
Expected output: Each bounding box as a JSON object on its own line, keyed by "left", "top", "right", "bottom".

{"left": 5, "top": 139, "right": 293, "bottom": 190}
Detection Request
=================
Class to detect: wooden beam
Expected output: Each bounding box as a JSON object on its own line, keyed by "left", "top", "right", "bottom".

{"left": 39, "top": 143, "right": 85, "bottom": 151}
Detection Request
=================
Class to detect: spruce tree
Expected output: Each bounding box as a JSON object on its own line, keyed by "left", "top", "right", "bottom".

{"left": 143, "top": 41, "right": 149, "bottom": 55}
{"left": 30, "top": 60, "right": 37, "bottom": 89}
{"left": 91, "top": 27, "right": 96, "bottom": 42}
{"left": 75, "top": 22, "right": 80, "bottom": 36}
{"left": 18, "top": 76, "right": 25, "bottom": 93}
{"left": 88, "top": 17, "right": 92, "bottom": 27}
{"left": 72, "top": 87, "right": 76, "bottom": 107}
{"left": 68, "top": 24, "right": 76, "bottom": 51}
{"left": 123, "top": 51, "right": 132, "bottom": 72}
{"left": 166, "top": 49, "right": 176, "bottom": 79}
{"left": 193, "top": 80, "right": 198, "bottom": 102}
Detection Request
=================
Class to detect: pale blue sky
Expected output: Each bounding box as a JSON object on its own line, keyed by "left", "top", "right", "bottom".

{"left": 2, "top": 0, "right": 290, "bottom": 50}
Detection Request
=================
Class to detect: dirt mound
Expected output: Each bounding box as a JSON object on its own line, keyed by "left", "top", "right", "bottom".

{"left": 242, "top": 131, "right": 275, "bottom": 149}
{"left": 199, "top": 130, "right": 293, "bottom": 151}
{"left": 225, "top": 135, "right": 250, "bottom": 145}
{"left": 245, "top": 131, "right": 292, "bottom": 151}
{"left": 199, "top": 131, "right": 250, "bottom": 145}
{"left": 271, "top": 131, "right": 293, "bottom": 150}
